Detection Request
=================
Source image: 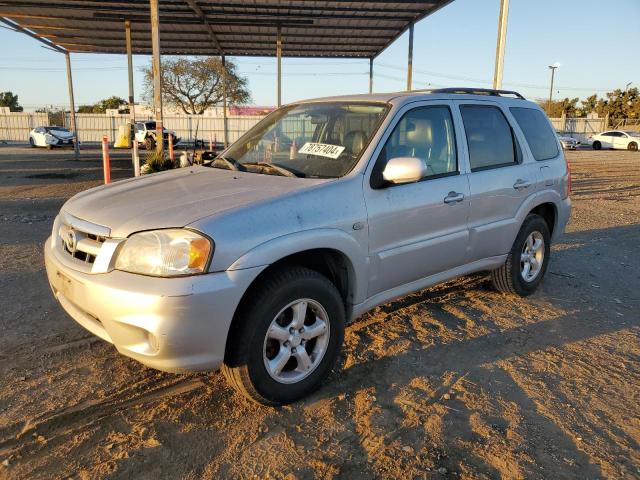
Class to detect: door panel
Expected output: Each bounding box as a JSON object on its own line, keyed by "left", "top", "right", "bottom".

{"left": 364, "top": 102, "right": 470, "bottom": 297}
{"left": 366, "top": 175, "right": 470, "bottom": 296}
{"left": 467, "top": 163, "right": 538, "bottom": 260}
{"left": 456, "top": 101, "right": 538, "bottom": 261}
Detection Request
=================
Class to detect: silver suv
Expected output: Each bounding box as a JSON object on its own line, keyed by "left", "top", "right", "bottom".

{"left": 45, "top": 88, "right": 571, "bottom": 405}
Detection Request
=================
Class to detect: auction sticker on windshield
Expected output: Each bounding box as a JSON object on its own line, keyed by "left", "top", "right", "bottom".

{"left": 298, "top": 142, "right": 345, "bottom": 159}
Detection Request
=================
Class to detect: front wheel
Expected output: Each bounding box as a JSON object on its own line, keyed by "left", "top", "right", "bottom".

{"left": 491, "top": 214, "right": 551, "bottom": 296}
{"left": 222, "top": 267, "right": 345, "bottom": 405}
{"left": 628, "top": 142, "right": 638, "bottom": 151}
{"left": 592, "top": 141, "right": 601, "bottom": 150}
{"left": 29, "top": 136, "right": 36, "bottom": 147}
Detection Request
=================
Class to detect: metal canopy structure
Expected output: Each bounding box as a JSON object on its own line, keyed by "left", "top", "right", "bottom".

{"left": 0, "top": 1, "right": 453, "bottom": 58}
{"left": 2, "top": 0, "right": 459, "bottom": 169}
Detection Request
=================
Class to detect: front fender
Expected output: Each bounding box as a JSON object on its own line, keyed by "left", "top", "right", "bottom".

{"left": 228, "top": 228, "right": 369, "bottom": 305}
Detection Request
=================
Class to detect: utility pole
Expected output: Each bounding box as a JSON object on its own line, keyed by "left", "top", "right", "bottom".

{"left": 406, "top": 23, "right": 414, "bottom": 91}
{"left": 276, "top": 25, "right": 282, "bottom": 107}
{"left": 150, "top": 0, "right": 163, "bottom": 155}
{"left": 548, "top": 63, "right": 559, "bottom": 112}
{"left": 492, "top": 0, "right": 510, "bottom": 89}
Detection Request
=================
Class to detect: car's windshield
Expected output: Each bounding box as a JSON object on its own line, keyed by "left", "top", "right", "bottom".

{"left": 216, "top": 102, "right": 389, "bottom": 178}
{"left": 623, "top": 131, "right": 640, "bottom": 137}
{"left": 45, "top": 127, "right": 70, "bottom": 133}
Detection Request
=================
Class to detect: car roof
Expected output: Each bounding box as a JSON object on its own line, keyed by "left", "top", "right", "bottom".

{"left": 295, "top": 88, "right": 536, "bottom": 109}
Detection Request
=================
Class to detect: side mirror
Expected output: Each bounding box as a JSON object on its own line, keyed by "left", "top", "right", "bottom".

{"left": 382, "top": 156, "right": 427, "bottom": 185}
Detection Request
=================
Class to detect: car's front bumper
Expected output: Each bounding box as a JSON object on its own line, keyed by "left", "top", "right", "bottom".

{"left": 44, "top": 236, "right": 264, "bottom": 373}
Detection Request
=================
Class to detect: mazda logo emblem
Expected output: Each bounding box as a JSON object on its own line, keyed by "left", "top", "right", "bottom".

{"left": 65, "top": 230, "right": 78, "bottom": 254}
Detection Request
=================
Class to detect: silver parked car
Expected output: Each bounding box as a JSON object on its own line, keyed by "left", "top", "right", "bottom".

{"left": 45, "top": 88, "right": 571, "bottom": 405}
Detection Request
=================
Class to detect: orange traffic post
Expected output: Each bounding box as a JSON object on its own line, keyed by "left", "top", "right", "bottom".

{"left": 168, "top": 133, "right": 175, "bottom": 162}
{"left": 101, "top": 135, "right": 111, "bottom": 184}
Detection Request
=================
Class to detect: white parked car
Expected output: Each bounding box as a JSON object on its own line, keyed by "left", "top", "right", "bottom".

{"left": 590, "top": 130, "right": 639, "bottom": 151}
{"left": 557, "top": 135, "right": 580, "bottom": 150}
{"left": 29, "top": 126, "right": 76, "bottom": 149}
{"left": 134, "top": 121, "right": 181, "bottom": 150}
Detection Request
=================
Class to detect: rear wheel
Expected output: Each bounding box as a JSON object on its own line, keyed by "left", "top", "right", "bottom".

{"left": 222, "top": 267, "right": 345, "bottom": 405}
{"left": 491, "top": 214, "right": 551, "bottom": 297}
{"left": 628, "top": 142, "right": 638, "bottom": 151}
{"left": 592, "top": 141, "right": 601, "bottom": 150}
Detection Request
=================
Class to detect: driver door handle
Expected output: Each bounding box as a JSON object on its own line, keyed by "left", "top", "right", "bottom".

{"left": 513, "top": 179, "right": 532, "bottom": 190}
{"left": 443, "top": 191, "right": 465, "bottom": 204}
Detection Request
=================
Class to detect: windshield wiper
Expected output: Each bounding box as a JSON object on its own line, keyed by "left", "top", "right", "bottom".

{"left": 243, "top": 162, "right": 298, "bottom": 177}
{"left": 208, "top": 156, "right": 245, "bottom": 171}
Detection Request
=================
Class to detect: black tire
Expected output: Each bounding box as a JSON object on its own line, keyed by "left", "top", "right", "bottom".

{"left": 491, "top": 214, "right": 551, "bottom": 297}
{"left": 628, "top": 142, "right": 638, "bottom": 152}
{"left": 592, "top": 141, "right": 601, "bottom": 150}
{"left": 222, "top": 267, "right": 345, "bottom": 406}
{"left": 144, "top": 136, "right": 155, "bottom": 150}
{"left": 46, "top": 144, "right": 53, "bottom": 150}
{"left": 29, "top": 136, "right": 36, "bottom": 147}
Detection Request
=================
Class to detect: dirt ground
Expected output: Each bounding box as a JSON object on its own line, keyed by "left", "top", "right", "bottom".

{"left": 0, "top": 145, "right": 638, "bottom": 480}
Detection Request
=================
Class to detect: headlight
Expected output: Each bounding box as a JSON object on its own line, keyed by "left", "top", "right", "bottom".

{"left": 115, "top": 229, "right": 212, "bottom": 277}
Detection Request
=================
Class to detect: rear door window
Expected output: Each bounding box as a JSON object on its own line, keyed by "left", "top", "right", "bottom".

{"left": 460, "top": 105, "right": 517, "bottom": 171}
{"left": 510, "top": 107, "right": 559, "bottom": 161}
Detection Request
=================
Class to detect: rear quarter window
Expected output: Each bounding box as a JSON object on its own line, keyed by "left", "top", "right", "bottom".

{"left": 510, "top": 107, "right": 559, "bottom": 161}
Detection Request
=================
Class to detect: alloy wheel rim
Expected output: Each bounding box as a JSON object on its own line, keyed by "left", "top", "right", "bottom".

{"left": 263, "top": 298, "right": 330, "bottom": 384}
{"left": 520, "top": 231, "right": 544, "bottom": 282}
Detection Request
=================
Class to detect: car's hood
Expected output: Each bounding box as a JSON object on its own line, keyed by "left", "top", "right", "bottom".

{"left": 48, "top": 130, "right": 74, "bottom": 139}
{"left": 62, "top": 166, "right": 330, "bottom": 238}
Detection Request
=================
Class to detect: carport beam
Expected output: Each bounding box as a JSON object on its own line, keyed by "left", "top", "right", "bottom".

{"left": 222, "top": 55, "right": 229, "bottom": 148}
{"left": 65, "top": 52, "right": 79, "bottom": 160}
{"left": 149, "top": 0, "right": 163, "bottom": 155}
{"left": 125, "top": 19, "right": 139, "bottom": 176}
{"left": 406, "top": 23, "right": 414, "bottom": 91}
{"left": 492, "top": 0, "right": 509, "bottom": 89}
{"left": 277, "top": 25, "right": 282, "bottom": 107}
{"left": 369, "top": 58, "right": 373, "bottom": 93}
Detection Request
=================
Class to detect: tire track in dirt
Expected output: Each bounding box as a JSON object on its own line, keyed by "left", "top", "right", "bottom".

{"left": 0, "top": 376, "right": 204, "bottom": 458}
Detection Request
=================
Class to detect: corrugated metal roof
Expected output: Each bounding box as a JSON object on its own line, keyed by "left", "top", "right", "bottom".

{"left": 0, "top": 1, "right": 454, "bottom": 58}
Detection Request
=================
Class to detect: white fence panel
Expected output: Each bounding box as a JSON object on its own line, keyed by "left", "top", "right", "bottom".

{"left": 0, "top": 113, "right": 50, "bottom": 141}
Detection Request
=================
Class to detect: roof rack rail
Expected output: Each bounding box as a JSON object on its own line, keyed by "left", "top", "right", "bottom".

{"left": 428, "top": 88, "right": 525, "bottom": 99}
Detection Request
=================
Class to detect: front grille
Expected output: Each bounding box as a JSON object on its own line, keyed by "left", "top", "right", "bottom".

{"left": 58, "top": 223, "right": 106, "bottom": 266}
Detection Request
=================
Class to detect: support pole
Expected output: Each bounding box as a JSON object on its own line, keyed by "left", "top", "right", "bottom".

{"left": 276, "top": 25, "right": 282, "bottom": 107}
{"left": 149, "top": 0, "right": 163, "bottom": 155}
{"left": 492, "top": 0, "right": 510, "bottom": 89}
{"left": 548, "top": 67, "right": 556, "bottom": 111}
{"left": 65, "top": 52, "right": 79, "bottom": 160}
{"left": 369, "top": 58, "right": 373, "bottom": 94}
{"left": 406, "top": 23, "right": 414, "bottom": 92}
{"left": 222, "top": 55, "right": 229, "bottom": 148}
{"left": 125, "top": 19, "right": 139, "bottom": 176}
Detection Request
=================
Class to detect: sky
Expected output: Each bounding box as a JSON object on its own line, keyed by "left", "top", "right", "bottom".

{"left": 1, "top": 0, "right": 639, "bottom": 111}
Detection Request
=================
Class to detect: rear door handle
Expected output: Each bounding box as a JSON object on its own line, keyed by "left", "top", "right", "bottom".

{"left": 513, "top": 179, "right": 532, "bottom": 190}
{"left": 444, "top": 191, "right": 464, "bottom": 204}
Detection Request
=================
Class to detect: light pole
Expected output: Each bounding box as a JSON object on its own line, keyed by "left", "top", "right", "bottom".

{"left": 548, "top": 63, "right": 560, "bottom": 111}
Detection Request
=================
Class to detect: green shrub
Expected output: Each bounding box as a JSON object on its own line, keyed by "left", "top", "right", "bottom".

{"left": 141, "top": 150, "right": 175, "bottom": 174}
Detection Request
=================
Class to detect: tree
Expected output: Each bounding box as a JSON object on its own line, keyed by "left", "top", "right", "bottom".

{"left": 581, "top": 94, "right": 598, "bottom": 115}
{"left": 538, "top": 97, "right": 579, "bottom": 117}
{"left": 76, "top": 96, "right": 126, "bottom": 113}
{"left": 142, "top": 57, "right": 250, "bottom": 114}
{"left": 0, "top": 91, "right": 24, "bottom": 112}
